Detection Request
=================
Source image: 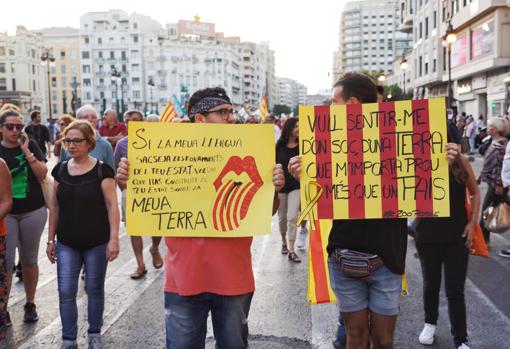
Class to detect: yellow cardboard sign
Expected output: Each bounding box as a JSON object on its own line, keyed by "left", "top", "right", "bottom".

{"left": 126, "top": 122, "right": 275, "bottom": 237}
{"left": 299, "top": 98, "right": 450, "bottom": 220}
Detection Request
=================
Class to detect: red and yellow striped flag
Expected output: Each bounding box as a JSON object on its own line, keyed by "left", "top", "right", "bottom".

{"left": 299, "top": 98, "right": 449, "bottom": 221}
{"left": 160, "top": 102, "right": 177, "bottom": 123}
{"left": 307, "top": 220, "right": 336, "bottom": 304}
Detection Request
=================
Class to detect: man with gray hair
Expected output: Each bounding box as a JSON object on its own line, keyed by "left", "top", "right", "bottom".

{"left": 60, "top": 104, "right": 115, "bottom": 169}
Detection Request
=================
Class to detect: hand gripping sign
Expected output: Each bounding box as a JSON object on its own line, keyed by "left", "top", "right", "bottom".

{"left": 126, "top": 122, "right": 275, "bottom": 237}
{"left": 298, "top": 98, "right": 450, "bottom": 223}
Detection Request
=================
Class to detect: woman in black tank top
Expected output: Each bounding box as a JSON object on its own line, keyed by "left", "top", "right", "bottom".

{"left": 414, "top": 151, "right": 480, "bottom": 349}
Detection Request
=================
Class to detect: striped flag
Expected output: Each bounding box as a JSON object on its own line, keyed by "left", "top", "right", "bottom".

{"left": 299, "top": 98, "right": 449, "bottom": 221}
{"left": 160, "top": 102, "right": 177, "bottom": 123}
{"left": 307, "top": 220, "right": 336, "bottom": 304}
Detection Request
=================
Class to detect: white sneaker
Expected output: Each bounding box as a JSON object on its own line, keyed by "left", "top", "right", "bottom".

{"left": 88, "top": 334, "right": 103, "bottom": 349}
{"left": 457, "top": 343, "right": 470, "bottom": 349}
{"left": 418, "top": 323, "right": 436, "bottom": 345}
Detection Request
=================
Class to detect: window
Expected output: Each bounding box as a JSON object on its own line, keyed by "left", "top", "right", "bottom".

{"left": 425, "top": 62, "right": 429, "bottom": 74}
{"left": 121, "top": 51, "right": 127, "bottom": 60}
{"left": 419, "top": 56, "right": 423, "bottom": 76}
{"left": 131, "top": 64, "right": 139, "bottom": 72}
{"left": 419, "top": 22, "right": 423, "bottom": 39}
{"left": 9, "top": 49, "right": 15, "bottom": 56}
{"left": 98, "top": 38, "right": 102, "bottom": 44}
{"left": 83, "top": 78, "right": 91, "bottom": 87}
{"left": 133, "top": 35, "right": 139, "bottom": 43}
{"left": 0, "top": 79, "right": 6, "bottom": 91}
{"left": 425, "top": 17, "right": 429, "bottom": 38}
{"left": 433, "top": 11, "right": 437, "bottom": 29}
{"left": 62, "top": 77, "right": 67, "bottom": 87}
{"left": 433, "top": 58, "right": 437, "bottom": 72}
{"left": 71, "top": 49, "right": 77, "bottom": 59}
{"left": 133, "top": 91, "right": 141, "bottom": 99}
{"left": 51, "top": 77, "right": 57, "bottom": 87}
{"left": 0, "top": 63, "right": 5, "bottom": 73}
{"left": 11, "top": 78, "right": 15, "bottom": 91}
{"left": 133, "top": 23, "right": 138, "bottom": 29}
{"left": 82, "top": 51, "right": 90, "bottom": 59}
{"left": 10, "top": 63, "right": 15, "bottom": 73}
{"left": 0, "top": 47, "right": 5, "bottom": 56}
{"left": 132, "top": 77, "right": 140, "bottom": 85}
{"left": 60, "top": 50, "right": 66, "bottom": 58}
{"left": 61, "top": 64, "right": 66, "bottom": 74}
{"left": 32, "top": 65, "right": 35, "bottom": 74}
{"left": 100, "top": 91, "right": 105, "bottom": 99}
{"left": 84, "top": 37, "right": 89, "bottom": 44}
{"left": 131, "top": 50, "right": 139, "bottom": 59}
{"left": 71, "top": 64, "right": 77, "bottom": 73}
{"left": 110, "top": 51, "right": 115, "bottom": 59}
{"left": 86, "top": 92, "right": 91, "bottom": 100}
{"left": 83, "top": 65, "right": 91, "bottom": 73}
{"left": 33, "top": 80, "right": 36, "bottom": 92}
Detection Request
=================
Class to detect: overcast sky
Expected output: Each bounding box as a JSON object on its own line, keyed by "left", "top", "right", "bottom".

{"left": 2, "top": 0, "right": 346, "bottom": 94}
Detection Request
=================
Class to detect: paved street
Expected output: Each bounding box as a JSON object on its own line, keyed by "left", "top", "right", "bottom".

{"left": 1, "top": 155, "right": 510, "bottom": 349}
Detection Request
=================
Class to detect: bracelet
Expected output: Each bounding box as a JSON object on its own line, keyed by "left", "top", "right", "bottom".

{"left": 47, "top": 240, "right": 55, "bottom": 245}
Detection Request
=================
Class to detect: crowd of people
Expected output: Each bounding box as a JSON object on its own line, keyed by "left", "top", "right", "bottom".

{"left": 0, "top": 73, "right": 508, "bottom": 349}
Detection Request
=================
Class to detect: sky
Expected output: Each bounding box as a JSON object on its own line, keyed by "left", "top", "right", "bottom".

{"left": 2, "top": 0, "right": 346, "bottom": 94}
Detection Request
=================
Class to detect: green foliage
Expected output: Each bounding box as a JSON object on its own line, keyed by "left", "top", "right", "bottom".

{"left": 273, "top": 104, "right": 292, "bottom": 115}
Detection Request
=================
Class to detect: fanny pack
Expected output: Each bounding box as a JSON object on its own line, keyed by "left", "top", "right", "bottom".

{"left": 332, "top": 248, "right": 384, "bottom": 280}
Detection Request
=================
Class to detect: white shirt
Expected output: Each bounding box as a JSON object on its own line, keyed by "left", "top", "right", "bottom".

{"left": 501, "top": 141, "right": 510, "bottom": 187}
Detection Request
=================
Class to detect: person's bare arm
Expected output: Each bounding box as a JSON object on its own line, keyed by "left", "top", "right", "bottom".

{"left": 0, "top": 159, "right": 12, "bottom": 220}
{"left": 102, "top": 177, "right": 120, "bottom": 262}
{"left": 461, "top": 155, "right": 480, "bottom": 250}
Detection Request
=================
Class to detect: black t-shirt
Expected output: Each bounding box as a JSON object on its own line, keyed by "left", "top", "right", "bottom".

{"left": 415, "top": 176, "right": 467, "bottom": 244}
{"left": 25, "top": 124, "right": 50, "bottom": 154}
{"left": 0, "top": 140, "right": 46, "bottom": 214}
{"left": 51, "top": 161, "right": 115, "bottom": 250}
{"left": 327, "top": 219, "right": 408, "bottom": 275}
{"left": 276, "top": 144, "right": 300, "bottom": 193}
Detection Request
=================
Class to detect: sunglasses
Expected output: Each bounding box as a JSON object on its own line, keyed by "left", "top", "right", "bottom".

{"left": 2, "top": 123, "right": 24, "bottom": 131}
{"left": 63, "top": 138, "right": 87, "bottom": 146}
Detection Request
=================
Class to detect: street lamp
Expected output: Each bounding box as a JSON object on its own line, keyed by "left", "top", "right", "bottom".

{"left": 147, "top": 78, "right": 155, "bottom": 114}
{"left": 41, "top": 48, "right": 55, "bottom": 122}
{"left": 400, "top": 54, "right": 408, "bottom": 98}
{"left": 111, "top": 66, "right": 121, "bottom": 117}
{"left": 444, "top": 21, "right": 457, "bottom": 111}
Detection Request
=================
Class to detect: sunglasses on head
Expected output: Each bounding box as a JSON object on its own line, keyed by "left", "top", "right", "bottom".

{"left": 3, "top": 123, "right": 24, "bottom": 131}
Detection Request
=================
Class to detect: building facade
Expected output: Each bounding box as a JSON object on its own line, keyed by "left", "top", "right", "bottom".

{"left": 0, "top": 26, "right": 46, "bottom": 119}
{"left": 334, "top": 0, "right": 412, "bottom": 79}
{"left": 143, "top": 18, "right": 277, "bottom": 113}
{"left": 276, "top": 77, "right": 307, "bottom": 110}
{"left": 40, "top": 27, "right": 81, "bottom": 117}
{"left": 79, "top": 10, "right": 162, "bottom": 114}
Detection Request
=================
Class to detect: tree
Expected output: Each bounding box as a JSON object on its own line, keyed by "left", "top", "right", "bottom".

{"left": 383, "top": 84, "right": 405, "bottom": 101}
{"left": 273, "top": 104, "right": 291, "bottom": 115}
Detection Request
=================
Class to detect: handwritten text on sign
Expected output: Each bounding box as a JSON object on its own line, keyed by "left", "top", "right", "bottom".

{"left": 299, "top": 98, "right": 450, "bottom": 219}
{"left": 126, "top": 122, "right": 275, "bottom": 237}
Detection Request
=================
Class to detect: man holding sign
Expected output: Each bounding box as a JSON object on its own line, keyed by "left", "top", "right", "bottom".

{"left": 289, "top": 73, "right": 460, "bottom": 349}
{"left": 116, "top": 87, "right": 285, "bottom": 349}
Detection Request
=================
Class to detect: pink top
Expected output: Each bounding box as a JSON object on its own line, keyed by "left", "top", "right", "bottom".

{"left": 164, "top": 236, "right": 254, "bottom": 296}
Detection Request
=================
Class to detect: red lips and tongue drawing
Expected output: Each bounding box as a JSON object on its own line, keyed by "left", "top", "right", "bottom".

{"left": 212, "top": 156, "right": 263, "bottom": 232}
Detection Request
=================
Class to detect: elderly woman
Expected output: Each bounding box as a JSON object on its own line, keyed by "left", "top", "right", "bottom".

{"left": 47, "top": 120, "right": 119, "bottom": 349}
{"left": 0, "top": 159, "right": 12, "bottom": 340}
{"left": 478, "top": 117, "right": 509, "bottom": 242}
{"left": 0, "top": 109, "right": 48, "bottom": 325}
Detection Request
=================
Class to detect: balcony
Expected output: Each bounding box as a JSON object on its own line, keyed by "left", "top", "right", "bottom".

{"left": 121, "top": 71, "right": 129, "bottom": 77}
{"left": 107, "top": 58, "right": 117, "bottom": 64}
{"left": 157, "top": 69, "right": 167, "bottom": 76}
{"left": 119, "top": 57, "right": 128, "bottom": 63}
{"left": 96, "top": 84, "right": 106, "bottom": 90}
{"left": 96, "top": 58, "right": 105, "bottom": 64}
{"left": 95, "top": 71, "right": 105, "bottom": 77}
{"left": 157, "top": 55, "right": 167, "bottom": 62}
{"left": 158, "top": 83, "right": 168, "bottom": 90}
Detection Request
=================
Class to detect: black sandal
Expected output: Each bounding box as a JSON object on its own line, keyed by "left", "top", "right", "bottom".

{"left": 281, "top": 244, "right": 289, "bottom": 255}
{"left": 288, "top": 252, "right": 301, "bottom": 263}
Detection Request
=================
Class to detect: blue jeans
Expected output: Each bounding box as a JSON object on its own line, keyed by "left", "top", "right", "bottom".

{"left": 164, "top": 292, "right": 253, "bottom": 349}
{"left": 57, "top": 242, "right": 108, "bottom": 341}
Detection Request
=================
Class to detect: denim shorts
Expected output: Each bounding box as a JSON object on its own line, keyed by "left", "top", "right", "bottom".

{"left": 328, "top": 256, "right": 402, "bottom": 316}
